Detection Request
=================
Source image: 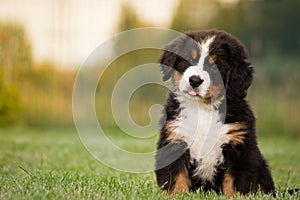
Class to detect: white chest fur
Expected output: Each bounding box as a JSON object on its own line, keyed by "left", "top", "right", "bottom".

{"left": 171, "top": 97, "right": 230, "bottom": 183}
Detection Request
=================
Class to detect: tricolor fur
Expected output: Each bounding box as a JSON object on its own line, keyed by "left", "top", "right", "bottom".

{"left": 155, "top": 30, "right": 275, "bottom": 196}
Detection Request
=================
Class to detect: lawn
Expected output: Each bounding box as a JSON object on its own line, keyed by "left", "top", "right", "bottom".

{"left": 0, "top": 128, "right": 299, "bottom": 199}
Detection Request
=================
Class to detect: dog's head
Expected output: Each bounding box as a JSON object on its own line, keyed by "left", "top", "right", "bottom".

{"left": 160, "top": 30, "right": 253, "bottom": 105}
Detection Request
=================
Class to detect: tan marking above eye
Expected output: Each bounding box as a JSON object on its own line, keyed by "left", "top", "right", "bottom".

{"left": 191, "top": 49, "right": 197, "bottom": 60}
{"left": 209, "top": 55, "right": 217, "bottom": 64}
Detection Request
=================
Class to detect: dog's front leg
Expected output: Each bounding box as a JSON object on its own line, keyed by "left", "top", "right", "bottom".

{"left": 155, "top": 141, "right": 191, "bottom": 193}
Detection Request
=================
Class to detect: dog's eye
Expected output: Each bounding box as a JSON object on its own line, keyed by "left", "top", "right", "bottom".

{"left": 188, "top": 58, "right": 197, "bottom": 66}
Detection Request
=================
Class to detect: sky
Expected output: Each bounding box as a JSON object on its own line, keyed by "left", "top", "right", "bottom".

{"left": 0, "top": 0, "right": 179, "bottom": 70}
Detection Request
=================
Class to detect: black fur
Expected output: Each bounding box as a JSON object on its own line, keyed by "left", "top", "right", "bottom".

{"left": 155, "top": 30, "right": 277, "bottom": 195}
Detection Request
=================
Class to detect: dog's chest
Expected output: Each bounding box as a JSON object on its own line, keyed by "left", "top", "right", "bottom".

{"left": 171, "top": 99, "right": 229, "bottom": 182}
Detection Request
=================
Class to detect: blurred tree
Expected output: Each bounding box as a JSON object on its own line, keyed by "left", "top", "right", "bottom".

{"left": 171, "top": 0, "right": 219, "bottom": 31}
{"left": 0, "top": 70, "right": 19, "bottom": 126}
{"left": 113, "top": 1, "right": 152, "bottom": 66}
{"left": 117, "top": 2, "right": 146, "bottom": 32}
{"left": 0, "top": 23, "right": 33, "bottom": 83}
{"left": 256, "top": 0, "right": 300, "bottom": 55}
{"left": 0, "top": 23, "right": 32, "bottom": 126}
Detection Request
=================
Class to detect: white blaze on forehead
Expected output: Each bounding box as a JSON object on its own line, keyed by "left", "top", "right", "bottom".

{"left": 201, "top": 36, "right": 216, "bottom": 53}
{"left": 198, "top": 36, "right": 216, "bottom": 70}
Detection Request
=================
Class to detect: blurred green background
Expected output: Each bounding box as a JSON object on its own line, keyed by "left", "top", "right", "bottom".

{"left": 0, "top": 0, "right": 300, "bottom": 138}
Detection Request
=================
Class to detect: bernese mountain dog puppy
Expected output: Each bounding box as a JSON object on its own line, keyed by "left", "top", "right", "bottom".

{"left": 155, "top": 30, "right": 275, "bottom": 196}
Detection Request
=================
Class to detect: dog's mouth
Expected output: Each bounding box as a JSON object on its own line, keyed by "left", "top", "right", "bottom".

{"left": 187, "top": 88, "right": 199, "bottom": 96}
{"left": 184, "top": 88, "right": 212, "bottom": 104}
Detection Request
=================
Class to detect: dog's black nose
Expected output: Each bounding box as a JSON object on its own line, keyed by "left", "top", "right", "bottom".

{"left": 189, "top": 75, "right": 203, "bottom": 88}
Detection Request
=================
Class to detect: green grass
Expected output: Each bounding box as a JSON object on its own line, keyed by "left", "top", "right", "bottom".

{"left": 0, "top": 128, "right": 299, "bottom": 199}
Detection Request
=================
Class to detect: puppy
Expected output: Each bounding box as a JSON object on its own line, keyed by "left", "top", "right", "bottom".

{"left": 155, "top": 30, "right": 275, "bottom": 196}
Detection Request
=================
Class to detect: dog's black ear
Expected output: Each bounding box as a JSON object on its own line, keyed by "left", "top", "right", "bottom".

{"left": 159, "top": 35, "right": 186, "bottom": 81}
{"left": 222, "top": 37, "right": 254, "bottom": 100}
{"left": 159, "top": 34, "right": 196, "bottom": 81}
{"left": 235, "top": 61, "right": 253, "bottom": 99}
{"left": 233, "top": 42, "right": 253, "bottom": 98}
{"left": 228, "top": 58, "right": 253, "bottom": 100}
{"left": 159, "top": 50, "right": 177, "bottom": 81}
